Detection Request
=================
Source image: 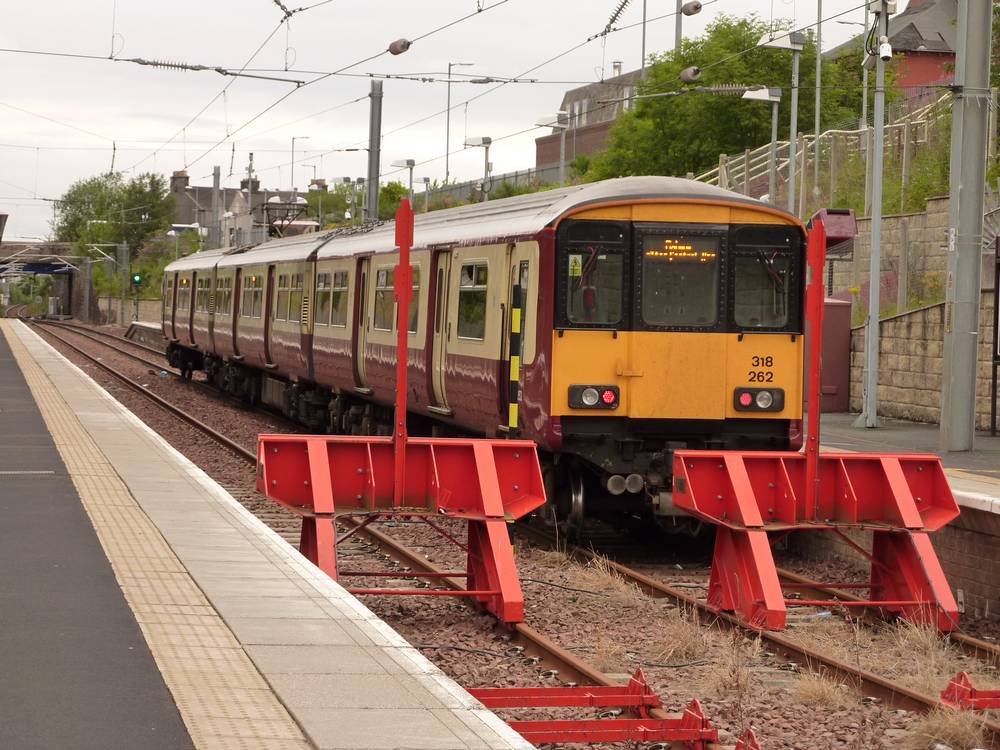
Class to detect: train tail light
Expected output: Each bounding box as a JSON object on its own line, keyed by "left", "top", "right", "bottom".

{"left": 568, "top": 385, "right": 620, "bottom": 410}
{"left": 733, "top": 388, "right": 784, "bottom": 412}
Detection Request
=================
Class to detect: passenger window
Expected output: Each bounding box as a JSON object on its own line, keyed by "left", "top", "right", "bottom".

{"left": 288, "top": 273, "right": 304, "bottom": 324}
{"left": 331, "top": 270, "right": 349, "bottom": 327}
{"left": 242, "top": 273, "right": 263, "bottom": 318}
{"left": 408, "top": 266, "right": 420, "bottom": 334}
{"left": 275, "top": 274, "right": 289, "bottom": 322}
{"left": 315, "top": 273, "right": 332, "bottom": 326}
{"left": 373, "top": 268, "right": 394, "bottom": 331}
{"left": 252, "top": 276, "right": 263, "bottom": 318}
{"left": 457, "top": 262, "right": 487, "bottom": 340}
{"left": 177, "top": 277, "right": 191, "bottom": 310}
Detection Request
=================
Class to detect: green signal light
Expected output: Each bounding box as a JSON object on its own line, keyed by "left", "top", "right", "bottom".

{"left": 131, "top": 273, "right": 142, "bottom": 284}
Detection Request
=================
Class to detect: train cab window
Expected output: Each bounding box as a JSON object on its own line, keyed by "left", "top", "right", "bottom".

{"left": 373, "top": 268, "right": 394, "bottom": 331}
{"left": 315, "top": 273, "right": 332, "bottom": 326}
{"left": 733, "top": 254, "right": 791, "bottom": 328}
{"left": 559, "top": 220, "right": 626, "bottom": 327}
{"left": 275, "top": 274, "right": 289, "bottom": 322}
{"left": 458, "top": 262, "right": 488, "bottom": 340}
{"left": 408, "top": 267, "right": 420, "bottom": 334}
{"left": 288, "top": 273, "right": 304, "bottom": 324}
{"left": 331, "top": 270, "right": 349, "bottom": 327}
{"left": 640, "top": 234, "right": 720, "bottom": 327}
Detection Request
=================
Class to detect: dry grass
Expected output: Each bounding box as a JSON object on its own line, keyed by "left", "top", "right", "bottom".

{"left": 792, "top": 672, "right": 854, "bottom": 709}
{"left": 886, "top": 621, "right": 965, "bottom": 697}
{"left": 907, "top": 707, "right": 986, "bottom": 750}
{"left": 648, "top": 606, "right": 711, "bottom": 663}
{"left": 574, "top": 555, "right": 644, "bottom": 606}
{"left": 531, "top": 546, "right": 573, "bottom": 567}
{"left": 705, "top": 631, "right": 762, "bottom": 697}
{"left": 592, "top": 634, "right": 629, "bottom": 673}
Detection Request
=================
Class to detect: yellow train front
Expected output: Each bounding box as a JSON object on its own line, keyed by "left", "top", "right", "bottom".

{"left": 538, "top": 179, "right": 805, "bottom": 529}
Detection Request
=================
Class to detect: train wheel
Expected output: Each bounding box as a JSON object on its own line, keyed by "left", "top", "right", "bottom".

{"left": 538, "top": 462, "right": 586, "bottom": 540}
{"left": 564, "top": 469, "right": 585, "bottom": 541}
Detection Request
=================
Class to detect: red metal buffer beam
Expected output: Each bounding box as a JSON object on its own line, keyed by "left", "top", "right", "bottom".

{"left": 673, "top": 218, "right": 961, "bottom": 632}
{"left": 941, "top": 672, "right": 1000, "bottom": 711}
{"left": 256, "top": 201, "right": 544, "bottom": 624}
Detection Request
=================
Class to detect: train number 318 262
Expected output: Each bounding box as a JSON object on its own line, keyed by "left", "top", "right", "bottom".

{"left": 748, "top": 355, "right": 775, "bottom": 382}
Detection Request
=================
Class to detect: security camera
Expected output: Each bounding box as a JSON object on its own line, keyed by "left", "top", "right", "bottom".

{"left": 878, "top": 36, "right": 892, "bottom": 62}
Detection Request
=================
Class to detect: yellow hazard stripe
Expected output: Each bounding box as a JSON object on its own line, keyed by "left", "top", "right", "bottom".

{"left": 508, "top": 403, "right": 518, "bottom": 428}
{"left": 511, "top": 307, "right": 521, "bottom": 334}
{"left": 508, "top": 354, "right": 520, "bottom": 381}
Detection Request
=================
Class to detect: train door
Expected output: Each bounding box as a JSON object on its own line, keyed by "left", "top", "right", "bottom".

{"left": 208, "top": 268, "right": 217, "bottom": 353}
{"left": 188, "top": 271, "right": 197, "bottom": 344}
{"left": 166, "top": 272, "right": 178, "bottom": 341}
{"left": 501, "top": 254, "right": 531, "bottom": 425}
{"left": 232, "top": 268, "right": 242, "bottom": 358}
{"left": 352, "top": 257, "right": 370, "bottom": 390}
{"left": 264, "top": 265, "right": 276, "bottom": 366}
{"left": 429, "top": 250, "right": 452, "bottom": 411}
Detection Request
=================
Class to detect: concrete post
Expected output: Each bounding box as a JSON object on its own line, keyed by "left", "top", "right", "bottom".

{"left": 117, "top": 242, "right": 128, "bottom": 327}
{"left": 941, "top": 0, "right": 993, "bottom": 451}
{"left": 900, "top": 120, "right": 912, "bottom": 212}
{"left": 742, "top": 148, "right": 751, "bottom": 196}
{"left": 897, "top": 218, "right": 909, "bottom": 312}
{"left": 788, "top": 48, "right": 800, "bottom": 214}
{"left": 366, "top": 80, "right": 383, "bottom": 221}
{"left": 81, "top": 262, "right": 91, "bottom": 324}
{"left": 211, "top": 166, "right": 221, "bottom": 249}
{"left": 813, "top": 0, "right": 822, "bottom": 199}
{"left": 768, "top": 100, "right": 779, "bottom": 202}
{"left": 829, "top": 134, "right": 838, "bottom": 202}
{"left": 797, "top": 133, "right": 808, "bottom": 217}
{"left": 864, "top": 128, "right": 874, "bottom": 216}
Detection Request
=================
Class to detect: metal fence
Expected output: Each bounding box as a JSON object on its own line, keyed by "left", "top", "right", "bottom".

{"left": 422, "top": 164, "right": 565, "bottom": 205}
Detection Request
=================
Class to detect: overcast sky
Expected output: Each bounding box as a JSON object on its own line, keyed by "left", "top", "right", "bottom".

{"left": 0, "top": 0, "right": 876, "bottom": 240}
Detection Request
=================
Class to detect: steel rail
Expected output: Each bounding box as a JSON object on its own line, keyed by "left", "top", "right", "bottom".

{"left": 40, "top": 318, "right": 166, "bottom": 356}
{"left": 30, "top": 322, "right": 257, "bottom": 464}
{"left": 34, "top": 320, "right": 178, "bottom": 373}
{"left": 28, "top": 318, "right": 716, "bottom": 748}
{"left": 514, "top": 524, "right": 1000, "bottom": 747}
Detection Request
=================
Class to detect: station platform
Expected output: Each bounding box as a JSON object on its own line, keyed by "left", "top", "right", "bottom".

{"left": 0, "top": 319, "right": 530, "bottom": 750}
{"left": 820, "top": 412, "right": 1000, "bottom": 515}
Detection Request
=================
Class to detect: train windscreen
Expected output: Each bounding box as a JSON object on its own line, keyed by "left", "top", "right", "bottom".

{"left": 640, "top": 235, "right": 720, "bottom": 327}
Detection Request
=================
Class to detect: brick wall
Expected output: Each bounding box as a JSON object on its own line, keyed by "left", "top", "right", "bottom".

{"left": 829, "top": 196, "right": 950, "bottom": 311}
{"left": 97, "top": 297, "right": 163, "bottom": 326}
{"left": 849, "top": 290, "right": 996, "bottom": 429}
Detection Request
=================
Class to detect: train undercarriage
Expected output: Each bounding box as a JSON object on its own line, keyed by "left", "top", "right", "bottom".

{"left": 169, "top": 345, "right": 794, "bottom": 538}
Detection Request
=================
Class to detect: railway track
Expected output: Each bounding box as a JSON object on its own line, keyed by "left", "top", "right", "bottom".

{"left": 514, "top": 523, "right": 1000, "bottom": 746}
{"left": 29, "top": 317, "right": 1000, "bottom": 748}
{"left": 29, "top": 318, "right": 718, "bottom": 749}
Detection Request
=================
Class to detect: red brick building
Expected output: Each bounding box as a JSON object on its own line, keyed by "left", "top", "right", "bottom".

{"left": 534, "top": 63, "right": 642, "bottom": 169}
{"left": 826, "top": 0, "right": 957, "bottom": 109}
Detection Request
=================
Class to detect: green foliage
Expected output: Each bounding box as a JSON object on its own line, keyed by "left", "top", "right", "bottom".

{"left": 377, "top": 181, "right": 409, "bottom": 219}
{"left": 303, "top": 184, "right": 351, "bottom": 227}
{"left": 53, "top": 172, "right": 175, "bottom": 255}
{"left": 490, "top": 180, "right": 553, "bottom": 200}
{"left": 588, "top": 15, "right": 877, "bottom": 180}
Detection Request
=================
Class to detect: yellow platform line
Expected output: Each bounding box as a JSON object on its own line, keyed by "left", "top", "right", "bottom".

{"left": 2, "top": 321, "right": 311, "bottom": 750}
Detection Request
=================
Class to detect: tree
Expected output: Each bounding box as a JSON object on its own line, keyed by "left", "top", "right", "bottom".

{"left": 377, "top": 181, "right": 409, "bottom": 219}
{"left": 52, "top": 172, "right": 175, "bottom": 255}
{"left": 588, "top": 15, "right": 874, "bottom": 180}
{"left": 303, "top": 184, "right": 351, "bottom": 227}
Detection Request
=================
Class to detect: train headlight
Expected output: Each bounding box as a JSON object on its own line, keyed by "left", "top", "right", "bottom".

{"left": 733, "top": 388, "right": 784, "bottom": 412}
{"left": 569, "top": 385, "right": 620, "bottom": 409}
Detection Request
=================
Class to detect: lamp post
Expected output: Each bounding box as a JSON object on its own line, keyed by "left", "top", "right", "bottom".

{"left": 391, "top": 159, "right": 416, "bottom": 202}
{"left": 464, "top": 137, "right": 492, "bottom": 202}
{"left": 759, "top": 31, "right": 805, "bottom": 215}
{"left": 814, "top": 0, "right": 822, "bottom": 198}
{"left": 742, "top": 88, "right": 782, "bottom": 202}
{"left": 535, "top": 112, "right": 569, "bottom": 186}
{"left": 445, "top": 62, "right": 475, "bottom": 184}
{"left": 291, "top": 136, "right": 310, "bottom": 193}
{"left": 420, "top": 176, "right": 431, "bottom": 212}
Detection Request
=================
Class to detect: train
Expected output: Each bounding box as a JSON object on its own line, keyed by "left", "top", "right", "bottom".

{"left": 162, "top": 176, "right": 806, "bottom": 531}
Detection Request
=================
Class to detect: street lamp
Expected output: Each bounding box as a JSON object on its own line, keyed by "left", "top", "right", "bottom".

{"left": 535, "top": 112, "right": 569, "bottom": 187}
{"left": 420, "top": 176, "right": 431, "bottom": 213}
{"left": 391, "top": 159, "right": 416, "bottom": 203}
{"left": 742, "top": 88, "right": 782, "bottom": 203}
{"left": 445, "top": 62, "right": 475, "bottom": 183}
{"left": 464, "top": 137, "right": 492, "bottom": 202}
{"left": 758, "top": 31, "right": 805, "bottom": 215}
{"left": 291, "top": 136, "right": 310, "bottom": 193}
{"left": 641, "top": 0, "right": 701, "bottom": 76}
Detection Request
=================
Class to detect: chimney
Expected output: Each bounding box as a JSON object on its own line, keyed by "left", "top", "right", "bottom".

{"left": 170, "top": 170, "right": 190, "bottom": 193}
{"left": 612, "top": 60, "right": 623, "bottom": 78}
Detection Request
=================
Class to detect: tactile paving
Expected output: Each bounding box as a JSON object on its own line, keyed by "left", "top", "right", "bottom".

{"left": 1, "top": 321, "right": 310, "bottom": 749}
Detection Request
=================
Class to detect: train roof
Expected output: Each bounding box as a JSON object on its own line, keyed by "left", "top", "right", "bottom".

{"left": 167, "top": 176, "right": 795, "bottom": 272}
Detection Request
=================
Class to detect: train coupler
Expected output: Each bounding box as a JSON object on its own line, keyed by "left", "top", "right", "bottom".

{"left": 672, "top": 450, "right": 961, "bottom": 631}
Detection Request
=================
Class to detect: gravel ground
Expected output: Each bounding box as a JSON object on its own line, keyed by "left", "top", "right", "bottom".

{"left": 32, "top": 321, "right": 999, "bottom": 750}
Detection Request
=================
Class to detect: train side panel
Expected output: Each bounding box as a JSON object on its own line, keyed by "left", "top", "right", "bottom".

{"left": 267, "top": 260, "right": 313, "bottom": 382}
{"left": 311, "top": 257, "right": 358, "bottom": 392}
